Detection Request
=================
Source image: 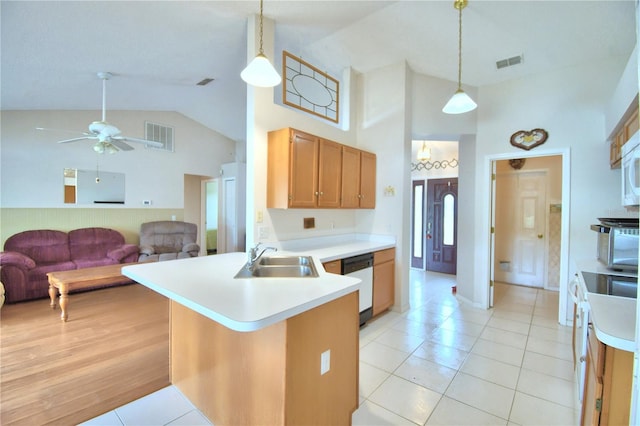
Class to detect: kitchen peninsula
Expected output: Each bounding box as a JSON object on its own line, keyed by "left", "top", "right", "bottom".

{"left": 123, "top": 253, "right": 361, "bottom": 425}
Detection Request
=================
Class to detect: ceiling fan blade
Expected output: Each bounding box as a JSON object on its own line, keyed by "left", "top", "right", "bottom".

{"left": 37, "top": 127, "right": 91, "bottom": 136}
{"left": 108, "top": 139, "right": 134, "bottom": 151}
{"left": 57, "top": 136, "right": 94, "bottom": 144}
{"left": 116, "top": 136, "right": 163, "bottom": 148}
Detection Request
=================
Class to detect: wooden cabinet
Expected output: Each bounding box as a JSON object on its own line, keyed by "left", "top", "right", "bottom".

{"left": 340, "top": 147, "right": 377, "bottom": 209}
{"left": 317, "top": 139, "right": 342, "bottom": 208}
{"left": 171, "top": 292, "right": 359, "bottom": 425}
{"left": 581, "top": 326, "right": 633, "bottom": 425}
{"left": 372, "top": 248, "right": 395, "bottom": 316}
{"left": 267, "top": 127, "right": 375, "bottom": 209}
{"left": 610, "top": 104, "right": 639, "bottom": 169}
{"left": 322, "top": 260, "right": 341, "bottom": 274}
{"left": 359, "top": 151, "right": 377, "bottom": 209}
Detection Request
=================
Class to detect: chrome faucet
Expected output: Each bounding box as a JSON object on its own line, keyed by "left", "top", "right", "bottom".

{"left": 247, "top": 243, "right": 277, "bottom": 266}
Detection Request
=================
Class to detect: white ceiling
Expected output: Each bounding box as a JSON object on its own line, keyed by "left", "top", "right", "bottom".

{"left": 1, "top": 1, "right": 636, "bottom": 143}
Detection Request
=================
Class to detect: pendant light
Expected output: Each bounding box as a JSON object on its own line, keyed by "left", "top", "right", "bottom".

{"left": 241, "top": 0, "right": 282, "bottom": 87}
{"left": 417, "top": 141, "right": 431, "bottom": 162}
{"left": 442, "top": 0, "right": 477, "bottom": 114}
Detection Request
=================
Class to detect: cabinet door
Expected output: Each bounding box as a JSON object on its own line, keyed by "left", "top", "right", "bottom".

{"left": 373, "top": 260, "right": 394, "bottom": 316}
{"left": 581, "top": 340, "right": 603, "bottom": 426}
{"left": 359, "top": 151, "right": 376, "bottom": 208}
{"left": 373, "top": 249, "right": 395, "bottom": 316}
{"left": 317, "top": 139, "right": 342, "bottom": 208}
{"left": 341, "top": 146, "right": 361, "bottom": 208}
{"left": 289, "top": 130, "right": 319, "bottom": 208}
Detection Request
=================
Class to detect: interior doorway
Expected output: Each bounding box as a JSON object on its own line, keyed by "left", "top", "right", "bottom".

{"left": 488, "top": 154, "right": 565, "bottom": 307}
{"left": 203, "top": 179, "right": 219, "bottom": 255}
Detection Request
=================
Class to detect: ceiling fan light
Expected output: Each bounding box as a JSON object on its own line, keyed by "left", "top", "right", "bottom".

{"left": 93, "top": 142, "right": 105, "bottom": 154}
{"left": 442, "top": 89, "right": 477, "bottom": 114}
{"left": 241, "top": 53, "right": 281, "bottom": 87}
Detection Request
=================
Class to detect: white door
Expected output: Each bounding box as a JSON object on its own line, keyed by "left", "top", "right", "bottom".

{"left": 201, "top": 179, "right": 219, "bottom": 255}
{"left": 219, "top": 177, "right": 237, "bottom": 253}
{"left": 489, "top": 161, "right": 497, "bottom": 307}
{"left": 494, "top": 170, "right": 547, "bottom": 288}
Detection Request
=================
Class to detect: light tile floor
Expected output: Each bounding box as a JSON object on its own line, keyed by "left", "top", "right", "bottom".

{"left": 82, "top": 269, "right": 578, "bottom": 425}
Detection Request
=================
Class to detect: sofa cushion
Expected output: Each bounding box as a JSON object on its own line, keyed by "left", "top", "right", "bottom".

{"left": 30, "top": 261, "right": 77, "bottom": 282}
{"left": 68, "top": 227, "right": 127, "bottom": 261}
{"left": 4, "top": 230, "right": 71, "bottom": 264}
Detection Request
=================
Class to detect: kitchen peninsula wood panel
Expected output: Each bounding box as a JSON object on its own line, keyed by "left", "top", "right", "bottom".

{"left": 268, "top": 127, "right": 376, "bottom": 209}
{"left": 170, "top": 291, "right": 359, "bottom": 425}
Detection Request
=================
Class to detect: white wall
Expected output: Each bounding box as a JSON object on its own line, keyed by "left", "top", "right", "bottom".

{"left": 355, "top": 62, "right": 412, "bottom": 312}
{"left": 468, "top": 56, "right": 636, "bottom": 309}
{"left": 246, "top": 15, "right": 361, "bottom": 246}
{"left": 1, "top": 110, "right": 236, "bottom": 208}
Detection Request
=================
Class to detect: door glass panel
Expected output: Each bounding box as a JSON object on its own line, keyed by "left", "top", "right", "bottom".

{"left": 443, "top": 194, "right": 454, "bottom": 246}
{"left": 413, "top": 185, "right": 424, "bottom": 257}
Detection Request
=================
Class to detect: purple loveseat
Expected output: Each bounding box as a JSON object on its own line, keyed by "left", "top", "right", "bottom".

{"left": 0, "top": 228, "right": 138, "bottom": 304}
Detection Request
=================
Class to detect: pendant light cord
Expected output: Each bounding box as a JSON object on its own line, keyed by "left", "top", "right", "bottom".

{"left": 258, "top": 0, "right": 264, "bottom": 54}
{"left": 457, "top": 1, "right": 463, "bottom": 91}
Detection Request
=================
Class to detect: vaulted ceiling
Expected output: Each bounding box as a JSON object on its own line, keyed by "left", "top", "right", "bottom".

{"left": 1, "top": 1, "right": 636, "bottom": 142}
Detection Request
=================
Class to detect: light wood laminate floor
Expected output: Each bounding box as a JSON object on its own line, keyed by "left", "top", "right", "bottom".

{"left": 0, "top": 284, "right": 170, "bottom": 425}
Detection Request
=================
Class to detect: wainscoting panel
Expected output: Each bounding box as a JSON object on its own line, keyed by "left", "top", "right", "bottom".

{"left": 0, "top": 208, "right": 184, "bottom": 246}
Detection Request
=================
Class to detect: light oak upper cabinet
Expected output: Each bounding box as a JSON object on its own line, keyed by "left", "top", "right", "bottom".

{"left": 317, "top": 139, "right": 342, "bottom": 208}
{"left": 610, "top": 104, "right": 639, "bottom": 169}
{"left": 341, "top": 146, "right": 376, "bottom": 209}
{"left": 341, "top": 146, "right": 361, "bottom": 208}
{"left": 268, "top": 127, "right": 375, "bottom": 209}
{"left": 359, "top": 151, "right": 376, "bottom": 209}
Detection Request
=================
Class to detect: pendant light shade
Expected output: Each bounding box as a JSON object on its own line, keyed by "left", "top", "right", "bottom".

{"left": 241, "top": 0, "right": 281, "bottom": 87}
{"left": 443, "top": 0, "right": 477, "bottom": 114}
{"left": 442, "top": 89, "right": 477, "bottom": 114}
{"left": 241, "top": 53, "right": 282, "bottom": 87}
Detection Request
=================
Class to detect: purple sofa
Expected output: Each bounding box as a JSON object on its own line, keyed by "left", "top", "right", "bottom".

{"left": 0, "top": 228, "right": 138, "bottom": 304}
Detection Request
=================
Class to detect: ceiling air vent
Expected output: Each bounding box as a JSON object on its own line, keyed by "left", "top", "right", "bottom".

{"left": 145, "top": 122, "right": 175, "bottom": 152}
{"left": 496, "top": 54, "right": 523, "bottom": 70}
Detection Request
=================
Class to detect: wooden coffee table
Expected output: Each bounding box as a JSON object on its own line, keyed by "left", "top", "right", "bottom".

{"left": 47, "top": 262, "right": 139, "bottom": 321}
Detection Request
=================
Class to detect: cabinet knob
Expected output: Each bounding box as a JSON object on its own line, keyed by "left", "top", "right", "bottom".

{"left": 537, "top": 234, "right": 543, "bottom": 239}
{"left": 315, "top": 191, "right": 319, "bottom": 196}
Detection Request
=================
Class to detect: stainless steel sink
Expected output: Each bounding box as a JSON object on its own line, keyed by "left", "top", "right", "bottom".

{"left": 259, "top": 256, "right": 313, "bottom": 266}
{"left": 234, "top": 256, "right": 319, "bottom": 278}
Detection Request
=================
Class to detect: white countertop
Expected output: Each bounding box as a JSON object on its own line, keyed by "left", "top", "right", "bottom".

{"left": 587, "top": 293, "right": 636, "bottom": 352}
{"left": 576, "top": 259, "right": 637, "bottom": 352}
{"left": 274, "top": 233, "right": 396, "bottom": 262}
{"left": 123, "top": 252, "right": 360, "bottom": 333}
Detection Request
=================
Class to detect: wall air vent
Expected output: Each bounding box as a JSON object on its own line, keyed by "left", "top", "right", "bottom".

{"left": 496, "top": 54, "right": 523, "bottom": 70}
{"left": 145, "top": 122, "right": 175, "bottom": 152}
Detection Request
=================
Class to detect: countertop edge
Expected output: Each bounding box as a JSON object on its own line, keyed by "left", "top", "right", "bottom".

{"left": 123, "top": 253, "right": 362, "bottom": 333}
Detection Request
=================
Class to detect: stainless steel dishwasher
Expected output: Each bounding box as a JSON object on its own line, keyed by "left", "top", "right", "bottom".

{"left": 341, "top": 253, "right": 374, "bottom": 325}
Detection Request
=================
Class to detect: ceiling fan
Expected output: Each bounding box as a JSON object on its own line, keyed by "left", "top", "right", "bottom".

{"left": 41, "top": 72, "right": 163, "bottom": 154}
